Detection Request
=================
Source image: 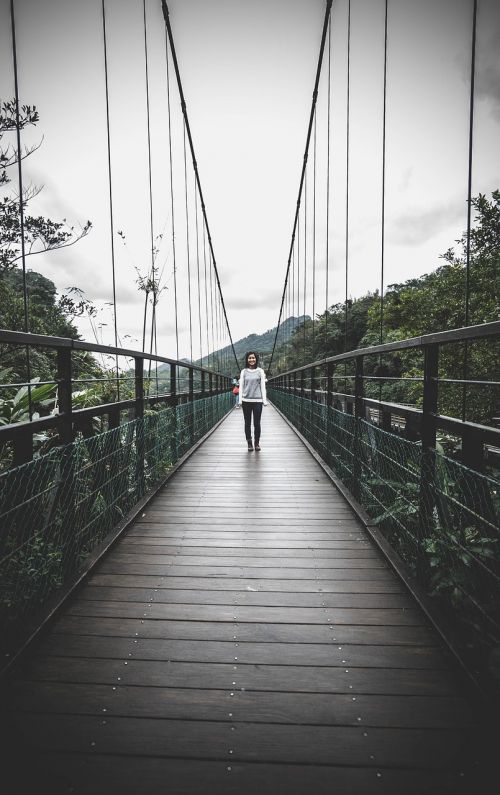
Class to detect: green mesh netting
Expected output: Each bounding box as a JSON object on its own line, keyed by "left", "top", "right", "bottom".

{"left": 269, "top": 388, "right": 500, "bottom": 687}
{"left": 0, "top": 392, "right": 232, "bottom": 659}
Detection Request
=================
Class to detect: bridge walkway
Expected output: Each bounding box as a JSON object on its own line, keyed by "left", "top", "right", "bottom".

{"left": 4, "top": 405, "right": 485, "bottom": 794}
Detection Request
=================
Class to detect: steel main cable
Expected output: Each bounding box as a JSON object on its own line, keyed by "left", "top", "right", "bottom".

{"left": 267, "top": 0, "right": 333, "bottom": 376}
{"left": 161, "top": 0, "right": 240, "bottom": 374}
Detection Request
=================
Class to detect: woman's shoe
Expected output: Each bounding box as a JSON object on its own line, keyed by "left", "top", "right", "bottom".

{"left": 247, "top": 440, "right": 254, "bottom": 451}
{"left": 254, "top": 442, "right": 261, "bottom": 451}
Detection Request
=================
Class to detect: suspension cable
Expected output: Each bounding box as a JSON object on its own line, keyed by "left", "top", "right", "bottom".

{"left": 10, "top": 0, "right": 32, "bottom": 419}
{"left": 344, "top": 0, "right": 351, "bottom": 354}
{"left": 182, "top": 120, "right": 194, "bottom": 362}
{"left": 379, "top": 0, "right": 388, "bottom": 346}
{"left": 268, "top": 0, "right": 333, "bottom": 375}
{"left": 101, "top": 0, "right": 120, "bottom": 398}
{"left": 297, "top": 189, "right": 301, "bottom": 328}
{"left": 463, "top": 0, "right": 478, "bottom": 421}
{"left": 325, "top": 13, "right": 332, "bottom": 354}
{"left": 165, "top": 28, "right": 179, "bottom": 361}
{"left": 303, "top": 170, "right": 308, "bottom": 360}
{"left": 202, "top": 220, "right": 210, "bottom": 368}
{"left": 143, "top": 0, "right": 158, "bottom": 392}
{"left": 465, "top": 0, "right": 477, "bottom": 330}
{"left": 194, "top": 178, "right": 203, "bottom": 363}
{"left": 161, "top": 0, "right": 239, "bottom": 373}
{"left": 208, "top": 248, "right": 216, "bottom": 370}
{"left": 312, "top": 110, "right": 317, "bottom": 360}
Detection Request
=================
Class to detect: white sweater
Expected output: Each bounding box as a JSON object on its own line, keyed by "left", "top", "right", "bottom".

{"left": 238, "top": 367, "right": 267, "bottom": 405}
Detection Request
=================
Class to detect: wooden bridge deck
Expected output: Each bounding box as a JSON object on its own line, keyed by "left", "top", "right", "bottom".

{"left": 3, "top": 406, "right": 488, "bottom": 793}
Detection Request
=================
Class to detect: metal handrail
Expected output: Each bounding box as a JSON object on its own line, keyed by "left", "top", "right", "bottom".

{"left": 0, "top": 328, "right": 232, "bottom": 466}
{"left": 268, "top": 320, "right": 500, "bottom": 470}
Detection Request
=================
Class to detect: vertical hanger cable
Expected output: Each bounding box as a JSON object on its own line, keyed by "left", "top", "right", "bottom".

{"left": 101, "top": 0, "right": 120, "bottom": 398}
{"left": 183, "top": 121, "right": 193, "bottom": 362}
{"left": 142, "top": 0, "right": 157, "bottom": 392}
{"left": 9, "top": 0, "right": 32, "bottom": 418}
{"left": 165, "top": 29, "right": 179, "bottom": 361}
{"left": 267, "top": 0, "right": 333, "bottom": 374}
{"left": 462, "top": 0, "right": 478, "bottom": 422}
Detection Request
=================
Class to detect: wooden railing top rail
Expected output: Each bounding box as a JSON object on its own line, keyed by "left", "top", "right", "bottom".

{"left": 0, "top": 328, "right": 228, "bottom": 377}
{"left": 269, "top": 320, "right": 500, "bottom": 378}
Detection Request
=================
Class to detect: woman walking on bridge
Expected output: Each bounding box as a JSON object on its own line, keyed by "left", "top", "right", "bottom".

{"left": 239, "top": 351, "right": 267, "bottom": 451}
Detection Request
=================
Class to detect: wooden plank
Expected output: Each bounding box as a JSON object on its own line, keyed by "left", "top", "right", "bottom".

{"left": 95, "top": 561, "right": 401, "bottom": 579}
{"left": 5, "top": 752, "right": 469, "bottom": 795}
{"left": 107, "top": 553, "right": 388, "bottom": 568}
{"left": 6, "top": 713, "right": 474, "bottom": 768}
{"left": 127, "top": 520, "right": 367, "bottom": 538}
{"left": 113, "top": 543, "right": 380, "bottom": 559}
{"left": 17, "top": 657, "right": 460, "bottom": 695}
{"left": 86, "top": 574, "right": 406, "bottom": 593}
{"left": 10, "top": 681, "right": 476, "bottom": 728}
{"left": 64, "top": 600, "right": 426, "bottom": 625}
{"left": 77, "top": 585, "right": 414, "bottom": 609}
{"left": 50, "top": 616, "right": 437, "bottom": 646}
{"left": 126, "top": 529, "right": 368, "bottom": 539}
{"left": 35, "top": 634, "right": 449, "bottom": 670}
{"left": 135, "top": 516, "right": 361, "bottom": 525}
{"left": 120, "top": 537, "right": 371, "bottom": 549}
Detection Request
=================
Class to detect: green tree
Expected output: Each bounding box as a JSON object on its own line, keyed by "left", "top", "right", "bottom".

{"left": 0, "top": 100, "right": 91, "bottom": 273}
{"left": 0, "top": 100, "right": 98, "bottom": 382}
{"left": 272, "top": 191, "right": 499, "bottom": 425}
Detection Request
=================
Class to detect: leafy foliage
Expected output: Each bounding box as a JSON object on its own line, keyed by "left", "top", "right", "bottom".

{"left": 0, "top": 99, "right": 91, "bottom": 273}
{"left": 271, "top": 191, "right": 500, "bottom": 426}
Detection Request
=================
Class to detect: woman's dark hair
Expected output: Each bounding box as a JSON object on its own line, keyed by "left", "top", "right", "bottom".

{"left": 245, "top": 351, "right": 259, "bottom": 367}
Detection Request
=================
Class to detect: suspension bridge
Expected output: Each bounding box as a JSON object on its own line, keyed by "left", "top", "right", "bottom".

{"left": 1, "top": 1, "right": 499, "bottom": 793}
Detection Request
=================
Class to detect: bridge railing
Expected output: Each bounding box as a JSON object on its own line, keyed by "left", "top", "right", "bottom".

{"left": 268, "top": 320, "right": 500, "bottom": 693}
{"left": 0, "top": 329, "right": 232, "bottom": 665}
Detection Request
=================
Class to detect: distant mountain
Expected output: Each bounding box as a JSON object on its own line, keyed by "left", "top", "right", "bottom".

{"left": 197, "top": 315, "right": 309, "bottom": 373}
{"left": 154, "top": 315, "right": 308, "bottom": 378}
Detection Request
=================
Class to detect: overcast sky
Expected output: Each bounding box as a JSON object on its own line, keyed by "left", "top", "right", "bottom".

{"left": 1, "top": 0, "right": 499, "bottom": 362}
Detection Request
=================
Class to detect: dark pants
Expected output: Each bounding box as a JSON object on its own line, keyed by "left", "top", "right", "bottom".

{"left": 242, "top": 401, "right": 263, "bottom": 443}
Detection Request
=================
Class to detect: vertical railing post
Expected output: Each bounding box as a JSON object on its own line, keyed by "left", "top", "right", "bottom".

{"left": 188, "top": 367, "right": 195, "bottom": 446}
{"left": 169, "top": 363, "right": 178, "bottom": 463}
{"left": 310, "top": 365, "right": 316, "bottom": 443}
{"left": 135, "top": 357, "right": 144, "bottom": 420}
{"left": 300, "top": 369, "right": 305, "bottom": 432}
{"left": 58, "top": 348, "right": 73, "bottom": 446}
{"left": 326, "top": 361, "right": 334, "bottom": 463}
{"left": 134, "top": 356, "right": 145, "bottom": 497}
{"left": 418, "top": 343, "right": 439, "bottom": 577}
{"left": 200, "top": 369, "right": 206, "bottom": 433}
{"left": 352, "top": 356, "right": 364, "bottom": 499}
{"left": 462, "top": 429, "right": 483, "bottom": 473}
{"left": 42, "top": 347, "right": 74, "bottom": 535}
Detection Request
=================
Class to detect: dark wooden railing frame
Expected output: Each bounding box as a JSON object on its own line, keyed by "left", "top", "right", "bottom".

{"left": 268, "top": 320, "right": 500, "bottom": 471}
{"left": 0, "top": 329, "right": 232, "bottom": 467}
